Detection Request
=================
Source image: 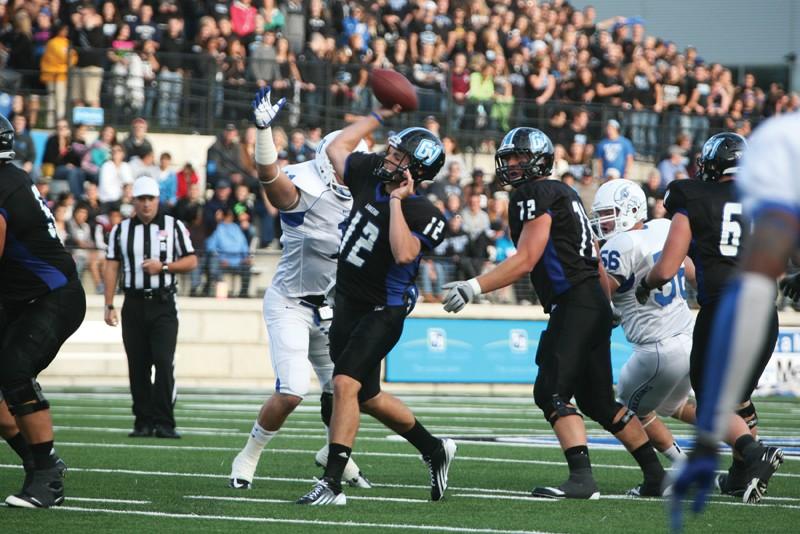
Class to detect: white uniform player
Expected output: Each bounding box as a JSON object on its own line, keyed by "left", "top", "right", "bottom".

{"left": 592, "top": 179, "right": 696, "bottom": 462}
{"left": 229, "top": 88, "right": 372, "bottom": 489}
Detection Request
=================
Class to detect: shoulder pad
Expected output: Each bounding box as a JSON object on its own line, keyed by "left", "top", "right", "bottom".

{"left": 285, "top": 161, "right": 326, "bottom": 198}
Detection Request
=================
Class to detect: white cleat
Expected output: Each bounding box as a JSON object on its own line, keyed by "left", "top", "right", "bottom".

{"left": 229, "top": 451, "right": 258, "bottom": 489}
{"left": 315, "top": 445, "right": 373, "bottom": 488}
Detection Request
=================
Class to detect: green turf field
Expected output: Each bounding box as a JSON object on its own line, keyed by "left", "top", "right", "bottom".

{"left": 1, "top": 389, "right": 798, "bottom": 532}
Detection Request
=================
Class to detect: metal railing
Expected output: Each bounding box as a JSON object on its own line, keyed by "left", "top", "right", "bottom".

{"left": 6, "top": 51, "right": 764, "bottom": 155}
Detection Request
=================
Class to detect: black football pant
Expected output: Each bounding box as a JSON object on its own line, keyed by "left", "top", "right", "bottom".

{"left": 122, "top": 294, "right": 179, "bottom": 430}
{"left": 690, "top": 300, "right": 779, "bottom": 409}
{"left": 0, "top": 278, "right": 86, "bottom": 388}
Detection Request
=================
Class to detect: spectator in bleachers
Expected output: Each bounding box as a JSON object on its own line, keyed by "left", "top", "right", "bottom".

{"left": 204, "top": 179, "right": 234, "bottom": 234}
{"left": 642, "top": 168, "right": 663, "bottom": 220}
{"left": 4, "top": 9, "right": 39, "bottom": 126}
{"left": 468, "top": 62, "right": 494, "bottom": 129}
{"left": 528, "top": 55, "right": 557, "bottom": 108}
{"left": 575, "top": 167, "right": 601, "bottom": 214}
{"left": 683, "top": 63, "right": 712, "bottom": 146}
{"left": 44, "top": 120, "right": 88, "bottom": 196}
{"left": 10, "top": 114, "right": 35, "bottom": 174}
{"left": 176, "top": 162, "right": 199, "bottom": 200}
{"left": 222, "top": 38, "right": 248, "bottom": 120}
{"left": 286, "top": 130, "right": 314, "bottom": 164}
{"left": 594, "top": 119, "right": 634, "bottom": 178}
{"left": 625, "top": 54, "right": 662, "bottom": 157}
{"left": 129, "top": 149, "right": 160, "bottom": 181}
{"left": 231, "top": 0, "right": 258, "bottom": 39}
{"left": 157, "top": 16, "right": 188, "bottom": 127}
{"left": 82, "top": 124, "right": 117, "bottom": 184}
{"left": 81, "top": 182, "right": 102, "bottom": 228}
{"left": 157, "top": 152, "right": 178, "bottom": 209}
{"left": 70, "top": 3, "right": 106, "bottom": 109}
{"left": 205, "top": 208, "right": 252, "bottom": 298}
{"left": 656, "top": 145, "right": 689, "bottom": 189}
{"left": 122, "top": 117, "right": 153, "bottom": 161}
{"left": 249, "top": 30, "right": 280, "bottom": 88}
{"left": 34, "top": 174, "right": 53, "bottom": 205}
{"left": 98, "top": 144, "right": 133, "bottom": 206}
{"left": 460, "top": 193, "right": 491, "bottom": 241}
{"left": 431, "top": 161, "right": 464, "bottom": 204}
{"left": 53, "top": 202, "right": 69, "bottom": 245}
{"left": 207, "top": 124, "right": 242, "bottom": 188}
{"left": 99, "top": 1, "right": 120, "bottom": 39}
{"left": 40, "top": 22, "right": 75, "bottom": 127}
{"left": 67, "top": 203, "right": 102, "bottom": 293}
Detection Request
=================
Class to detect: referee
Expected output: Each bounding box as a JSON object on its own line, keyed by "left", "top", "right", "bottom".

{"left": 103, "top": 177, "right": 197, "bottom": 439}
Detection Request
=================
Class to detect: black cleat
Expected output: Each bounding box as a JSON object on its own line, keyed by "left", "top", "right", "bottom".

{"left": 6, "top": 465, "right": 65, "bottom": 508}
{"left": 532, "top": 476, "right": 600, "bottom": 500}
{"left": 128, "top": 425, "right": 154, "bottom": 438}
{"left": 154, "top": 425, "right": 181, "bottom": 439}
{"left": 296, "top": 477, "right": 346, "bottom": 505}
{"left": 742, "top": 446, "right": 784, "bottom": 504}
{"left": 423, "top": 438, "right": 457, "bottom": 501}
{"left": 716, "top": 462, "right": 748, "bottom": 497}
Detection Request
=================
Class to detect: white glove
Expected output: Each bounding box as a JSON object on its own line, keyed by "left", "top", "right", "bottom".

{"left": 442, "top": 279, "right": 482, "bottom": 313}
{"left": 252, "top": 87, "right": 286, "bottom": 129}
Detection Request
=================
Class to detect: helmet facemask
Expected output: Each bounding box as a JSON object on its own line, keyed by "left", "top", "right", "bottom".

{"left": 495, "top": 150, "right": 552, "bottom": 187}
{"left": 377, "top": 146, "right": 414, "bottom": 184}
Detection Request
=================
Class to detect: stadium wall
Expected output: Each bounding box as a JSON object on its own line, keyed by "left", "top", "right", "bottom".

{"left": 42, "top": 295, "right": 800, "bottom": 396}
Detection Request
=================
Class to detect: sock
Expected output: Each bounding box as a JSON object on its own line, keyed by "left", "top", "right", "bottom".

{"left": 30, "top": 440, "right": 56, "bottom": 470}
{"left": 632, "top": 442, "right": 665, "bottom": 481}
{"left": 242, "top": 422, "right": 277, "bottom": 459}
{"left": 661, "top": 442, "right": 687, "bottom": 463}
{"left": 5, "top": 432, "right": 33, "bottom": 465}
{"left": 564, "top": 445, "right": 592, "bottom": 477}
{"left": 322, "top": 443, "right": 350, "bottom": 489}
{"left": 734, "top": 434, "right": 763, "bottom": 464}
{"left": 400, "top": 419, "right": 441, "bottom": 457}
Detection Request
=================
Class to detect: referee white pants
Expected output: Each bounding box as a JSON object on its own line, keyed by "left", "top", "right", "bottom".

{"left": 616, "top": 332, "right": 692, "bottom": 418}
{"left": 263, "top": 286, "right": 333, "bottom": 399}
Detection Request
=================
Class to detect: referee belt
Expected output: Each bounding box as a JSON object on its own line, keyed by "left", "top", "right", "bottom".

{"left": 124, "top": 288, "right": 176, "bottom": 300}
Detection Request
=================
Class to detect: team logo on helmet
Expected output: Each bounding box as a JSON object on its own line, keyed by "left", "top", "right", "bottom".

{"left": 414, "top": 139, "right": 443, "bottom": 167}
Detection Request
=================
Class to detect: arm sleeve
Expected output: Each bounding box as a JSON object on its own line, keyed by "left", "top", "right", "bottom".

{"left": 405, "top": 202, "right": 448, "bottom": 251}
{"left": 342, "top": 152, "right": 382, "bottom": 194}
{"left": 173, "top": 219, "right": 196, "bottom": 257}
{"left": 106, "top": 224, "right": 122, "bottom": 261}
{"left": 663, "top": 181, "right": 688, "bottom": 219}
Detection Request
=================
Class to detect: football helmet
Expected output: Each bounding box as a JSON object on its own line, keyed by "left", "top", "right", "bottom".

{"left": 0, "top": 114, "right": 15, "bottom": 161}
{"left": 315, "top": 130, "right": 369, "bottom": 200}
{"left": 495, "top": 127, "right": 554, "bottom": 187}
{"left": 591, "top": 178, "right": 647, "bottom": 240}
{"left": 695, "top": 132, "right": 746, "bottom": 182}
{"left": 376, "top": 127, "right": 445, "bottom": 184}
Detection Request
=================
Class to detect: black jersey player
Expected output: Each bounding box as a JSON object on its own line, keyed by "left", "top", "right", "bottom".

{"left": 0, "top": 114, "right": 86, "bottom": 508}
{"left": 638, "top": 132, "right": 782, "bottom": 503}
{"left": 443, "top": 127, "right": 666, "bottom": 498}
{"left": 296, "top": 108, "right": 456, "bottom": 505}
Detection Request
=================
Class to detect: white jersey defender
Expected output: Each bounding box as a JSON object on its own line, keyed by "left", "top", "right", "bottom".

{"left": 593, "top": 180, "right": 694, "bottom": 418}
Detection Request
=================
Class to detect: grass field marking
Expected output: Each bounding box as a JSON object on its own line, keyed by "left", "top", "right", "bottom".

{"left": 185, "top": 494, "right": 431, "bottom": 504}
{"left": 67, "top": 497, "right": 151, "bottom": 505}
{"left": 52, "top": 505, "right": 562, "bottom": 534}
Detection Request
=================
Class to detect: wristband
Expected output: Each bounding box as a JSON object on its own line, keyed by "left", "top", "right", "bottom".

{"left": 106, "top": 304, "right": 114, "bottom": 311}
{"left": 390, "top": 195, "right": 402, "bottom": 201}
{"left": 260, "top": 169, "right": 280, "bottom": 185}
{"left": 255, "top": 127, "right": 278, "bottom": 166}
{"left": 467, "top": 278, "right": 482, "bottom": 297}
{"left": 370, "top": 111, "right": 385, "bottom": 125}
{"left": 162, "top": 263, "right": 169, "bottom": 273}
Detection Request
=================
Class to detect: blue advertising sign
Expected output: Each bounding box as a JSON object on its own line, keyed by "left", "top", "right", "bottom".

{"left": 72, "top": 106, "right": 105, "bottom": 127}
{"left": 385, "top": 318, "right": 632, "bottom": 383}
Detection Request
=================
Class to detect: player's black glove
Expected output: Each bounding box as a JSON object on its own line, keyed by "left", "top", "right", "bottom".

{"left": 635, "top": 278, "right": 653, "bottom": 305}
{"left": 610, "top": 303, "right": 622, "bottom": 328}
{"left": 780, "top": 273, "right": 800, "bottom": 301}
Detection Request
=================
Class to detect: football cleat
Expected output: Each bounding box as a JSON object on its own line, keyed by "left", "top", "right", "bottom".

{"left": 716, "top": 462, "right": 748, "bottom": 497}
{"left": 532, "top": 476, "right": 600, "bottom": 500}
{"left": 228, "top": 451, "right": 258, "bottom": 489}
{"left": 742, "top": 446, "right": 784, "bottom": 504}
{"left": 314, "top": 445, "right": 373, "bottom": 489}
{"left": 423, "top": 438, "right": 457, "bottom": 501}
{"left": 627, "top": 481, "right": 670, "bottom": 498}
{"left": 5, "top": 465, "right": 65, "bottom": 508}
{"left": 296, "top": 477, "right": 346, "bottom": 505}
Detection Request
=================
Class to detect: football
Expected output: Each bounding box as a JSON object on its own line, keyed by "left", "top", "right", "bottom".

{"left": 370, "top": 69, "right": 418, "bottom": 112}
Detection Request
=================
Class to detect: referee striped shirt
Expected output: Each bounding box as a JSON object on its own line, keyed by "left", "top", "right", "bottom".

{"left": 106, "top": 213, "right": 195, "bottom": 290}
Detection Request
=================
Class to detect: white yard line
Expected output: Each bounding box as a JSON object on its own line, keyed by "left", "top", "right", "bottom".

{"left": 67, "top": 496, "right": 151, "bottom": 505}
{"left": 51, "top": 506, "right": 561, "bottom": 534}
{"left": 185, "top": 494, "right": 430, "bottom": 504}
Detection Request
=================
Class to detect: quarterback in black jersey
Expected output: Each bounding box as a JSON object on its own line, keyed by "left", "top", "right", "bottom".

{"left": 638, "top": 132, "right": 782, "bottom": 501}
{"left": 297, "top": 108, "right": 456, "bottom": 506}
{"left": 0, "top": 114, "right": 86, "bottom": 508}
{"left": 443, "top": 127, "right": 665, "bottom": 499}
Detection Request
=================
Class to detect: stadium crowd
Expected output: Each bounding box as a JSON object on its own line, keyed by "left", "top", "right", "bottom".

{"left": 3, "top": 0, "right": 799, "bottom": 302}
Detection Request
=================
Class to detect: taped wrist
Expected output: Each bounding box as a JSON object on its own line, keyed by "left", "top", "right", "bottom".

{"left": 255, "top": 127, "right": 278, "bottom": 166}
{"left": 467, "top": 278, "right": 482, "bottom": 297}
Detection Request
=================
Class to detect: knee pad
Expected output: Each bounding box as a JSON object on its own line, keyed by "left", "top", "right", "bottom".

{"left": 537, "top": 394, "right": 582, "bottom": 427}
{"left": 1, "top": 379, "right": 50, "bottom": 417}
{"left": 605, "top": 407, "right": 636, "bottom": 435}
{"left": 320, "top": 392, "right": 333, "bottom": 427}
{"left": 736, "top": 401, "right": 758, "bottom": 429}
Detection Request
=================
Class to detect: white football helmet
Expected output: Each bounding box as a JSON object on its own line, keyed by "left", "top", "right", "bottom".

{"left": 591, "top": 178, "right": 647, "bottom": 240}
{"left": 315, "top": 130, "right": 369, "bottom": 200}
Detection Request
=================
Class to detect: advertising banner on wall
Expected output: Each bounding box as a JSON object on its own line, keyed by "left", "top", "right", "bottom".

{"left": 386, "top": 318, "right": 799, "bottom": 395}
